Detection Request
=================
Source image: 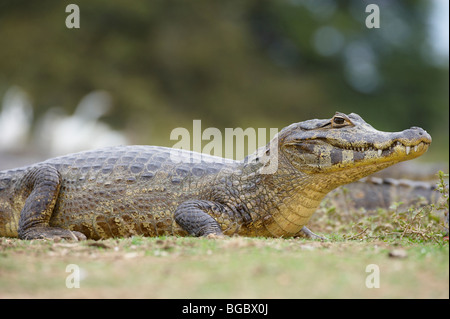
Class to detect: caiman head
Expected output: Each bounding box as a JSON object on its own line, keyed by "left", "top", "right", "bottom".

{"left": 272, "top": 112, "right": 431, "bottom": 190}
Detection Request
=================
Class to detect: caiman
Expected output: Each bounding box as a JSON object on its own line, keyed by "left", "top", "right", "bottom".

{"left": 0, "top": 112, "right": 432, "bottom": 240}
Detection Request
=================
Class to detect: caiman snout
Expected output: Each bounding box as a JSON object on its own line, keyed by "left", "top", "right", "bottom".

{"left": 378, "top": 126, "right": 431, "bottom": 160}
{"left": 409, "top": 126, "right": 431, "bottom": 136}
{"left": 398, "top": 126, "right": 432, "bottom": 145}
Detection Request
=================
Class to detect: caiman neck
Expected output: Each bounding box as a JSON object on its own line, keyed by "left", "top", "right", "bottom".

{"left": 236, "top": 160, "right": 327, "bottom": 237}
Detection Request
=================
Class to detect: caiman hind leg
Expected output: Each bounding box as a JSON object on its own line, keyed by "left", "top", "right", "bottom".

{"left": 174, "top": 200, "right": 229, "bottom": 237}
{"left": 17, "top": 164, "right": 86, "bottom": 241}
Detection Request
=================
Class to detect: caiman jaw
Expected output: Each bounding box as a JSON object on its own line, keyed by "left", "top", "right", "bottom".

{"left": 325, "top": 137, "right": 431, "bottom": 172}
{"left": 342, "top": 140, "right": 428, "bottom": 157}
{"left": 279, "top": 112, "right": 432, "bottom": 176}
{"left": 330, "top": 133, "right": 431, "bottom": 162}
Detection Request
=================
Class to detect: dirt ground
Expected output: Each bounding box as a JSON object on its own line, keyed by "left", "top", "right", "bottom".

{"left": 0, "top": 236, "right": 448, "bottom": 299}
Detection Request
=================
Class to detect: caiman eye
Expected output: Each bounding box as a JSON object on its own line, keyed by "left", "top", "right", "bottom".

{"left": 331, "top": 114, "right": 353, "bottom": 128}
{"left": 333, "top": 116, "right": 345, "bottom": 125}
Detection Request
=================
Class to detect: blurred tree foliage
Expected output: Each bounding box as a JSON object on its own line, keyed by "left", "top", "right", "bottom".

{"left": 0, "top": 0, "right": 447, "bottom": 158}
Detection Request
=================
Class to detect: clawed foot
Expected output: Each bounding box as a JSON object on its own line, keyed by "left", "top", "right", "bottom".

{"left": 296, "top": 226, "right": 327, "bottom": 241}
{"left": 20, "top": 227, "right": 87, "bottom": 241}
{"left": 205, "top": 233, "right": 226, "bottom": 240}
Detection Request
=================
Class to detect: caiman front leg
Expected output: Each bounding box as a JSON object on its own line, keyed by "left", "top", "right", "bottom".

{"left": 174, "top": 200, "right": 231, "bottom": 237}
{"left": 17, "top": 164, "right": 86, "bottom": 241}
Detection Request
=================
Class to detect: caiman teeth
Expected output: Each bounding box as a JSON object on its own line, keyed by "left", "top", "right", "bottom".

{"left": 336, "top": 140, "right": 427, "bottom": 154}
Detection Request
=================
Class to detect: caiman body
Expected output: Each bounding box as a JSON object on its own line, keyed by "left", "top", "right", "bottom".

{"left": 0, "top": 112, "right": 432, "bottom": 240}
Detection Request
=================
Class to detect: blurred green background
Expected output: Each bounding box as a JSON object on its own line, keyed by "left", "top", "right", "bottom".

{"left": 0, "top": 0, "right": 448, "bottom": 162}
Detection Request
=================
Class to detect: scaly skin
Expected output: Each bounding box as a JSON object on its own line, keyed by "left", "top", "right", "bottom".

{"left": 0, "top": 112, "right": 432, "bottom": 240}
